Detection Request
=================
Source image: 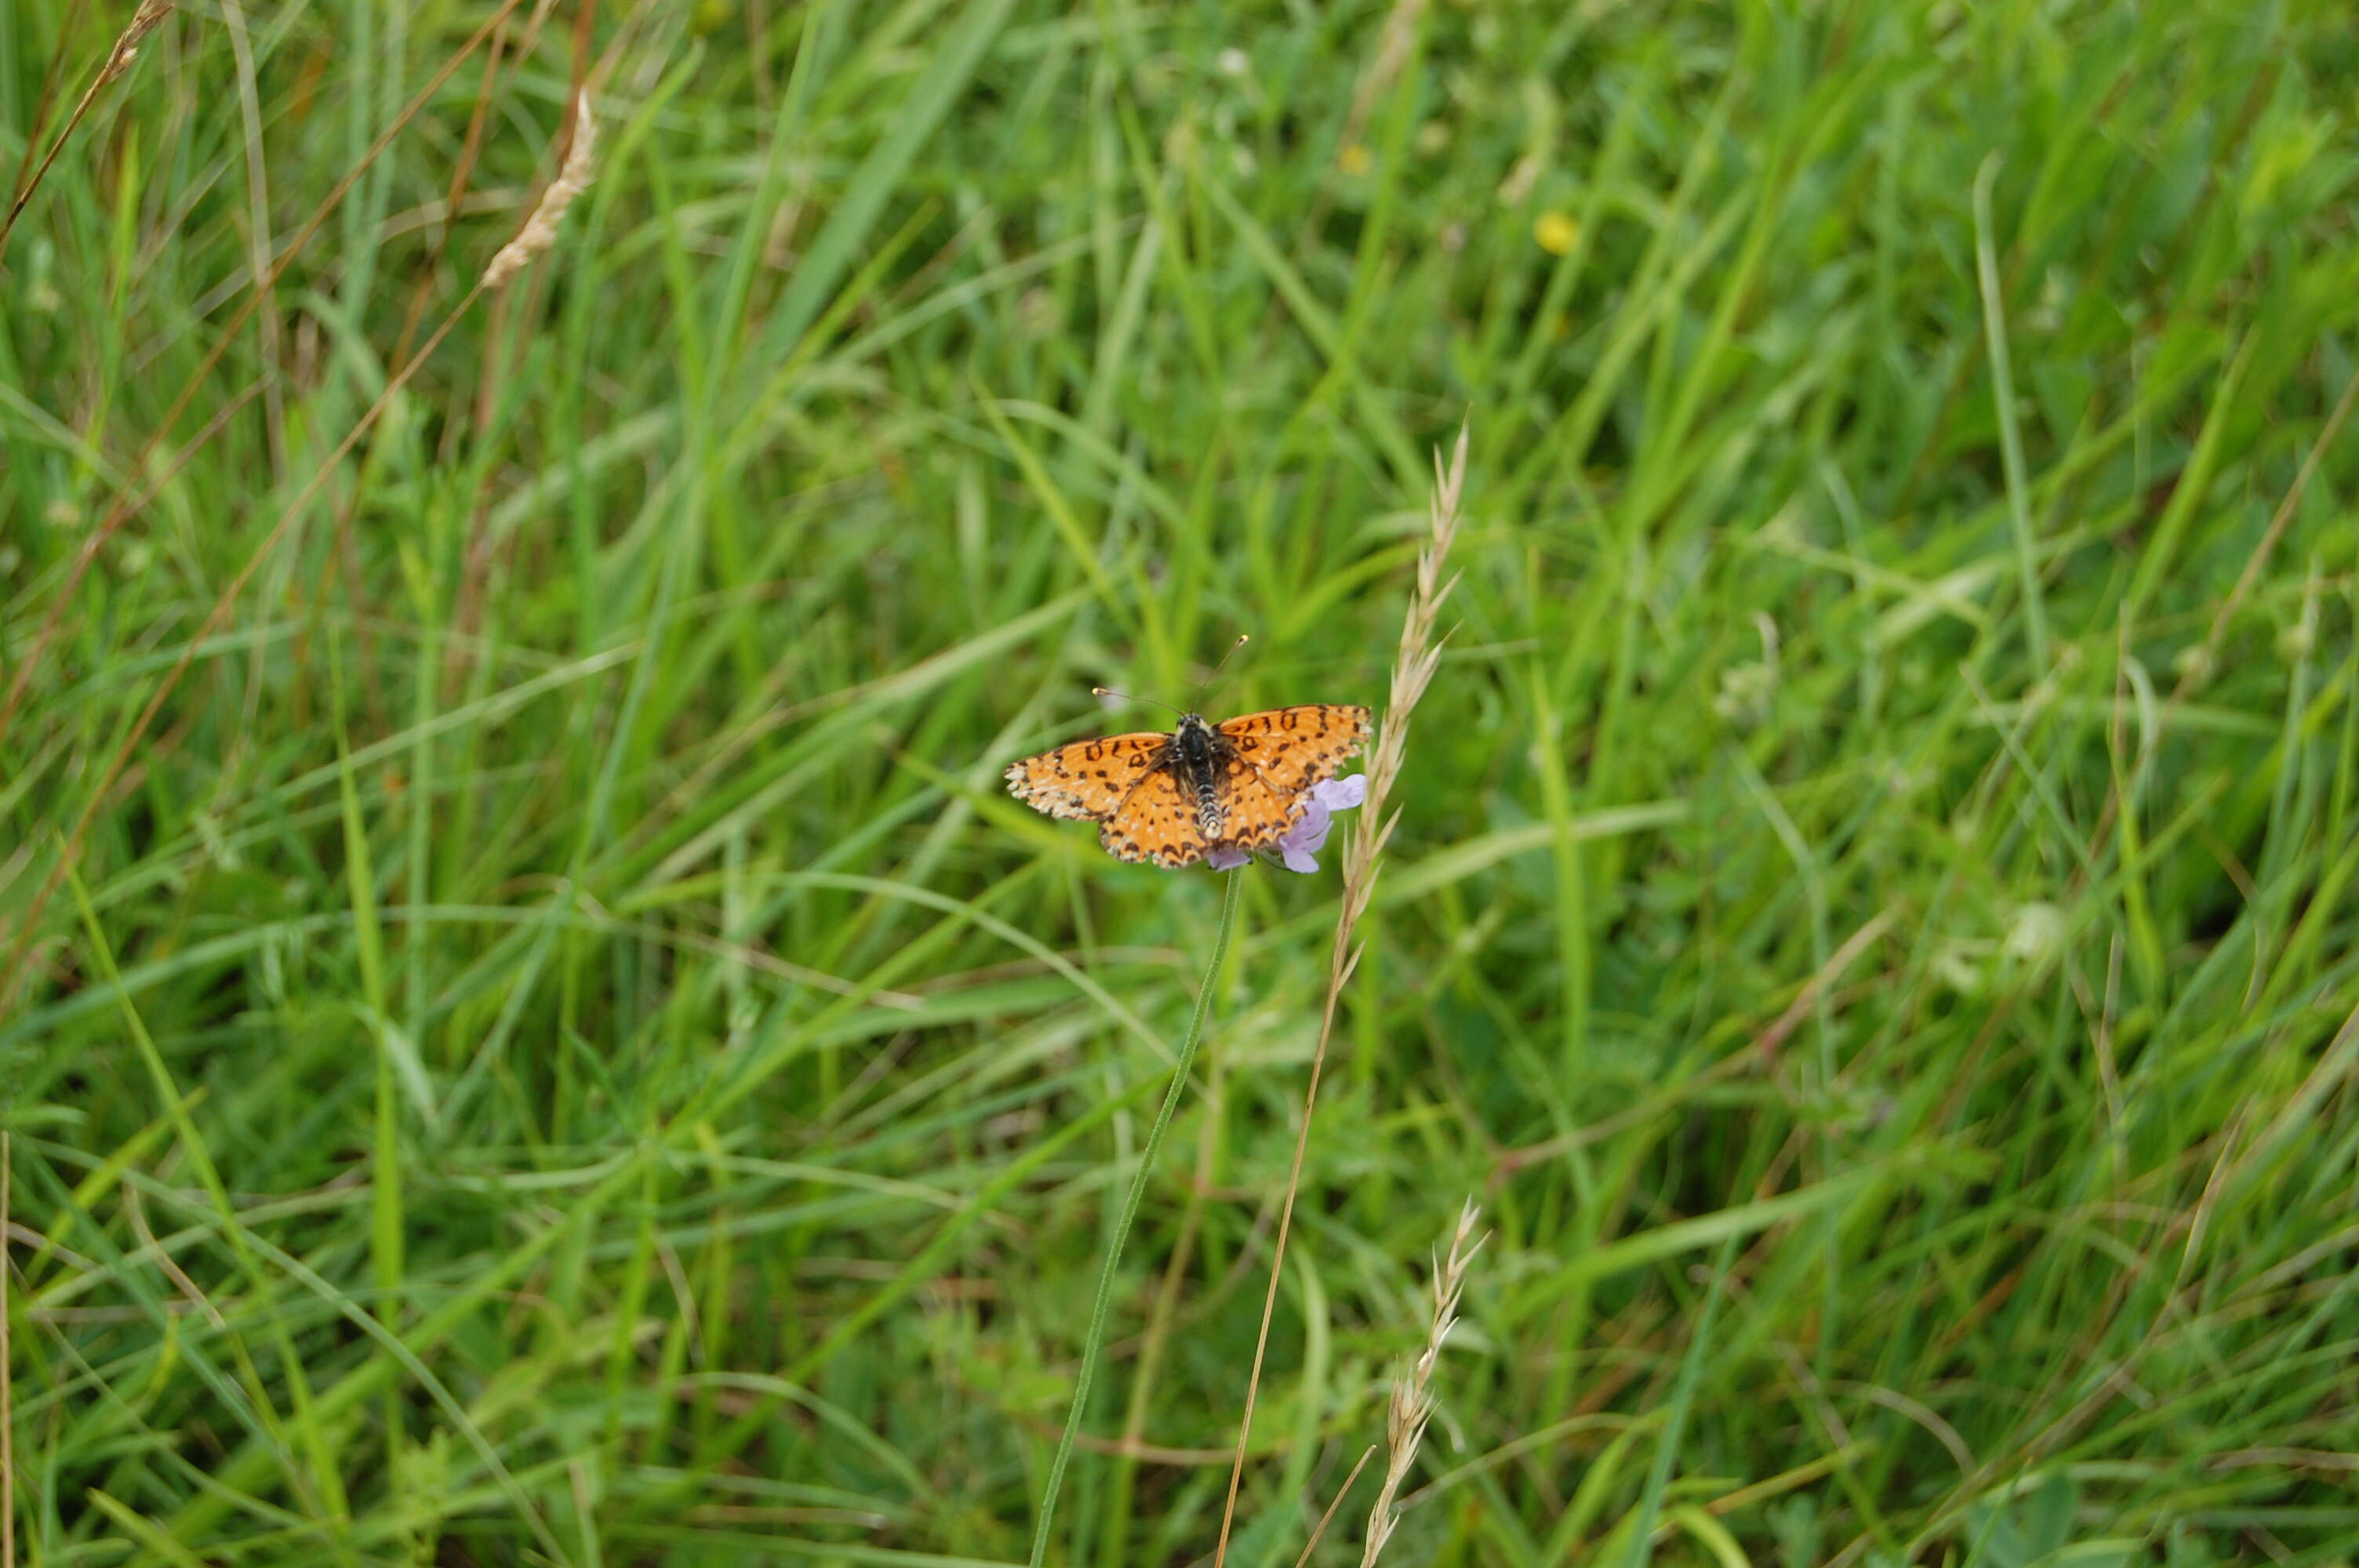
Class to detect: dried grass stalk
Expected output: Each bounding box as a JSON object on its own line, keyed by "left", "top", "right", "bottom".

{"left": 101, "top": 1, "right": 174, "bottom": 85}
{"left": 481, "top": 91, "right": 597, "bottom": 289}
{"left": 1214, "top": 422, "right": 1471, "bottom": 1566}
{"left": 1, "top": 2, "right": 175, "bottom": 253}
{"left": 1361, "top": 1199, "right": 1483, "bottom": 1566}
{"left": 1292, "top": 1446, "right": 1377, "bottom": 1568}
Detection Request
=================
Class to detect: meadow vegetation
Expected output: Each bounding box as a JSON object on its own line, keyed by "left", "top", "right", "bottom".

{"left": 4, "top": 1, "right": 2358, "bottom": 1563}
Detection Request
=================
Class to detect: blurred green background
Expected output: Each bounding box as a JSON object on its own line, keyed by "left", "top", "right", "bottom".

{"left": 5, "top": 0, "right": 2359, "bottom": 1563}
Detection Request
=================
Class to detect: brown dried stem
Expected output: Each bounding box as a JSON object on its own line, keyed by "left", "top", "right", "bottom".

{"left": 1295, "top": 1446, "right": 1377, "bottom": 1568}
{"left": 0, "top": 2, "right": 172, "bottom": 256}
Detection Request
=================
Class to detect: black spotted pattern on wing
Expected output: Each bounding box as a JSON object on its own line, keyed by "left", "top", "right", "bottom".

{"left": 1001, "top": 732, "right": 1169, "bottom": 821}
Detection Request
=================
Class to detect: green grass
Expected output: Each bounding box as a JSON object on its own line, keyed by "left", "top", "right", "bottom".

{"left": 6, "top": 0, "right": 2359, "bottom": 1563}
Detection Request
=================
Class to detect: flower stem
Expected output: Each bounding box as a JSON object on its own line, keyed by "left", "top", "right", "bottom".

{"left": 1029, "top": 867, "right": 1244, "bottom": 1568}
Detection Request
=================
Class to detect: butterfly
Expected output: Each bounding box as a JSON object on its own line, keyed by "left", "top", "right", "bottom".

{"left": 1005, "top": 704, "right": 1372, "bottom": 868}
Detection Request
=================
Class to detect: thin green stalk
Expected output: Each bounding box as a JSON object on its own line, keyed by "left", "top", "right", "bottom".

{"left": 1030, "top": 868, "right": 1244, "bottom": 1568}
{"left": 1616, "top": 1234, "right": 1737, "bottom": 1568}
{"left": 1972, "top": 153, "right": 2048, "bottom": 673}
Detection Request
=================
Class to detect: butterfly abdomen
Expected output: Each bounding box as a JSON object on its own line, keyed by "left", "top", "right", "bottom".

{"left": 1174, "top": 715, "right": 1229, "bottom": 837}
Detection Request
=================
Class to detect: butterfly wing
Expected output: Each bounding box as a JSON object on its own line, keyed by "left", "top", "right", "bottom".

{"left": 1215, "top": 704, "right": 1372, "bottom": 798}
{"left": 1004, "top": 733, "right": 1171, "bottom": 822}
{"left": 1096, "top": 764, "right": 1216, "bottom": 868}
{"left": 1204, "top": 750, "right": 1305, "bottom": 858}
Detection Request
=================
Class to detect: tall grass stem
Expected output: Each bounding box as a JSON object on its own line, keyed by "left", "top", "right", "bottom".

{"left": 1029, "top": 867, "right": 1244, "bottom": 1567}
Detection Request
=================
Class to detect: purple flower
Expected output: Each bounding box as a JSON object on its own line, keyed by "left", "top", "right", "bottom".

{"left": 1207, "top": 774, "right": 1367, "bottom": 873}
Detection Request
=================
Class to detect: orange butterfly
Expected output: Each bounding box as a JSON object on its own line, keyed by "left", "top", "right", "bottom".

{"left": 1005, "top": 704, "right": 1372, "bottom": 869}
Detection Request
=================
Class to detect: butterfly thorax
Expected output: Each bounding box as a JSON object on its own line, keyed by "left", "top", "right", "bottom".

{"left": 1172, "top": 714, "right": 1231, "bottom": 837}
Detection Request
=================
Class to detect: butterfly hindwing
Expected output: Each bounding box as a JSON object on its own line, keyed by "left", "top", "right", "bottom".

{"left": 1001, "top": 732, "right": 1169, "bottom": 822}
{"left": 1205, "top": 749, "right": 1303, "bottom": 857}
{"left": 1096, "top": 764, "right": 1212, "bottom": 868}
{"left": 1216, "top": 704, "right": 1372, "bottom": 799}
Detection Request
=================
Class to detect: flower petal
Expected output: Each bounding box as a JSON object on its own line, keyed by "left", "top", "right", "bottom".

{"left": 1270, "top": 808, "right": 1330, "bottom": 873}
{"left": 1311, "top": 774, "right": 1368, "bottom": 811}
{"left": 1205, "top": 846, "right": 1251, "bottom": 871}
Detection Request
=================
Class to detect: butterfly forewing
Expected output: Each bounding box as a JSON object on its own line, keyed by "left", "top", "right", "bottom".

{"left": 1001, "top": 732, "right": 1169, "bottom": 821}
{"left": 1216, "top": 705, "right": 1372, "bottom": 798}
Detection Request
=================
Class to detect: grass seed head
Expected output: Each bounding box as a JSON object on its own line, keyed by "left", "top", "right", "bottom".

{"left": 482, "top": 92, "right": 598, "bottom": 289}
{"left": 1361, "top": 1198, "right": 1485, "bottom": 1566}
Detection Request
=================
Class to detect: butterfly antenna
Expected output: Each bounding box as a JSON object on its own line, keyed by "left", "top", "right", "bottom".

{"left": 1187, "top": 633, "right": 1250, "bottom": 713}
{"left": 1091, "top": 685, "right": 1188, "bottom": 718}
